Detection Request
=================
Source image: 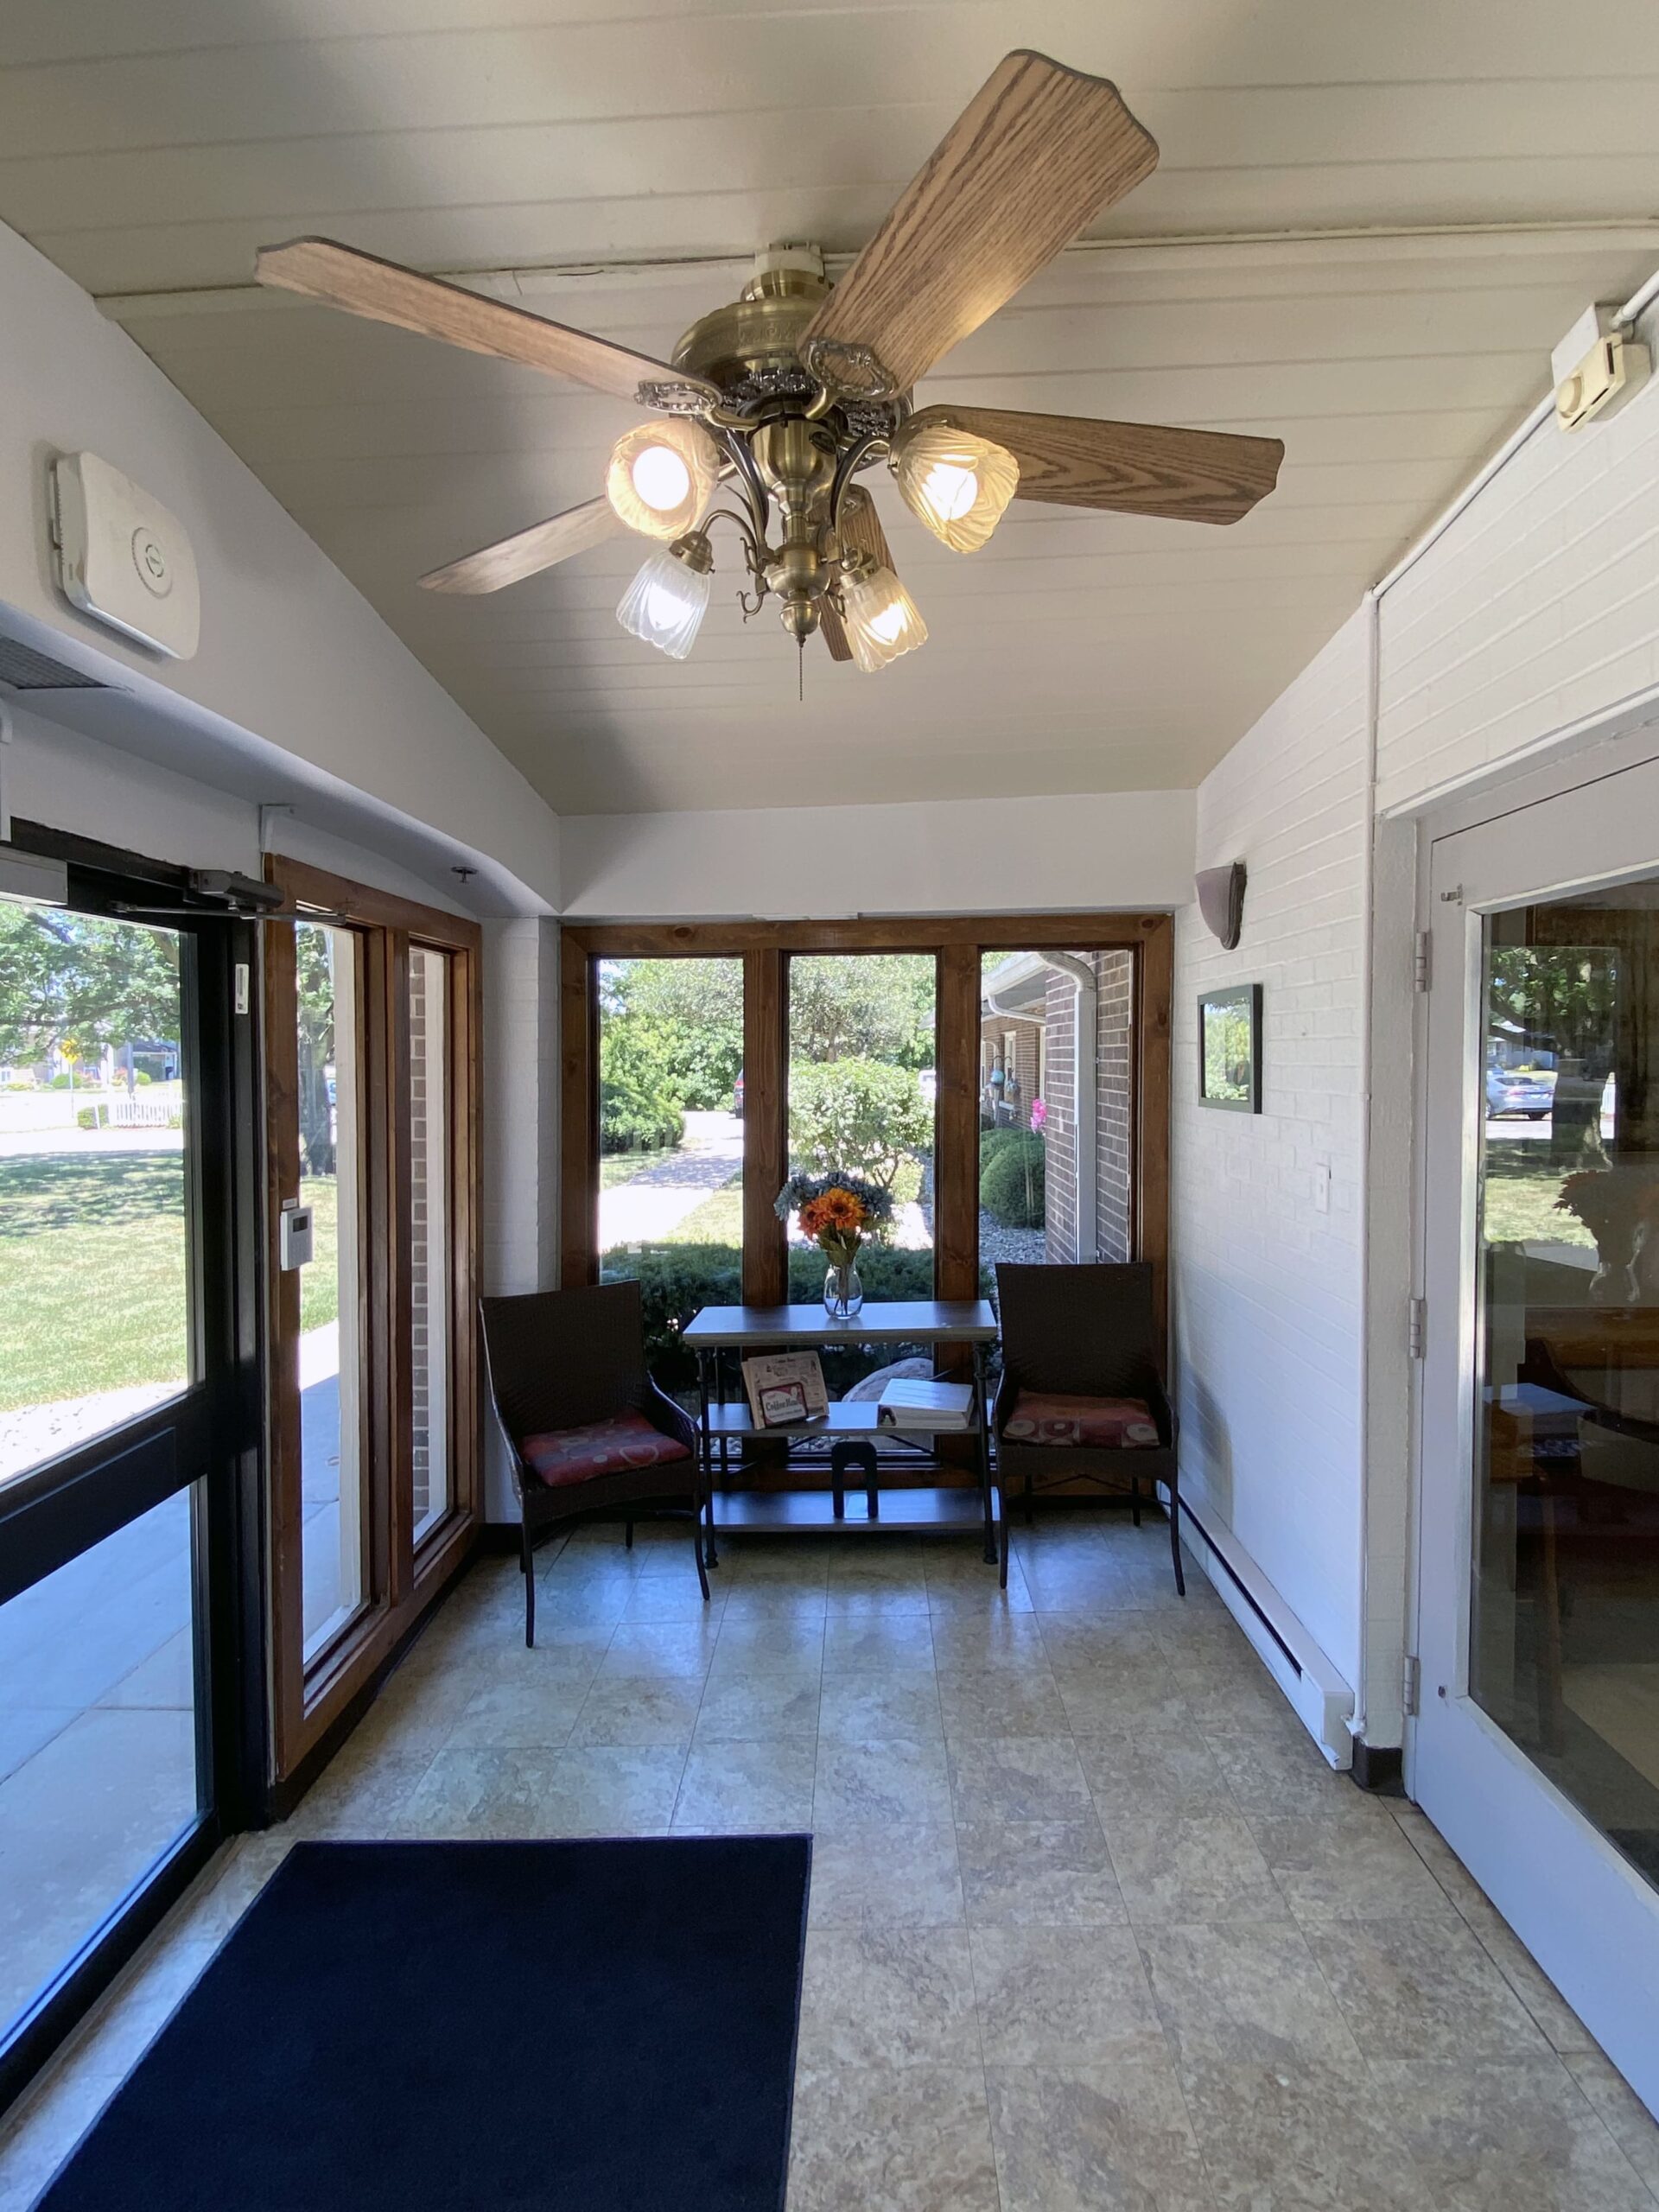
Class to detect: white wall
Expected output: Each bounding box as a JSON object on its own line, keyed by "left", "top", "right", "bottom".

{"left": 0, "top": 217, "right": 561, "bottom": 913}
{"left": 1173, "top": 615, "right": 1371, "bottom": 1694}
{"left": 561, "top": 788, "right": 1195, "bottom": 918}
{"left": 1173, "top": 286, "right": 1659, "bottom": 1756}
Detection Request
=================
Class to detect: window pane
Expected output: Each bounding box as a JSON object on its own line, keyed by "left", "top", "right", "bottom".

{"left": 296, "top": 922, "right": 365, "bottom": 1664}
{"left": 0, "top": 1489, "right": 202, "bottom": 2040}
{"left": 1472, "top": 893, "right": 1659, "bottom": 1890}
{"left": 978, "top": 950, "right": 1135, "bottom": 1299}
{"left": 785, "top": 954, "right": 935, "bottom": 1385}
{"left": 0, "top": 906, "right": 187, "bottom": 1488}
{"left": 597, "top": 957, "right": 743, "bottom": 1404}
{"left": 410, "top": 946, "right": 451, "bottom": 1545}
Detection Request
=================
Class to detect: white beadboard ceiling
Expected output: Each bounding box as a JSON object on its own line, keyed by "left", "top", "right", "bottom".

{"left": 3, "top": 1, "right": 1659, "bottom": 814}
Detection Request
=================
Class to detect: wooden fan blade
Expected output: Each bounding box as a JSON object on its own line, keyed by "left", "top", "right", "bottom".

{"left": 819, "top": 601, "right": 853, "bottom": 661}
{"left": 837, "top": 482, "right": 893, "bottom": 570}
{"left": 908, "top": 404, "right": 1284, "bottom": 525}
{"left": 418, "top": 499, "right": 620, "bottom": 594}
{"left": 802, "top": 52, "right": 1157, "bottom": 394}
{"left": 256, "top": 238, "right": 715, "bottom": 406}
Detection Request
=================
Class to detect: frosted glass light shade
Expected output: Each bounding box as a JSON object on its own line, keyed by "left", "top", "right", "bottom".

{"left": 616, "top": 544, "right": 712, "bottom": 659}
{"left": 606, "top": 419, "right": 721, "bottom": 541}
{"left": 891, "top": 422, "right": 1019, "bottom": 552}
{"left": 841, "top": 563, "right": 927, "bottom": 673}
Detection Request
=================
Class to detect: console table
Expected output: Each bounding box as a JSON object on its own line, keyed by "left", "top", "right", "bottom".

{"left": 683, "top": 1300, "right": 1001, "bottom": 1563}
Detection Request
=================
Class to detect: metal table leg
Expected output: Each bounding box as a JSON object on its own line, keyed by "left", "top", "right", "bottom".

{"left": 975, "top": 1340, "right": 996, "bottom": 1564}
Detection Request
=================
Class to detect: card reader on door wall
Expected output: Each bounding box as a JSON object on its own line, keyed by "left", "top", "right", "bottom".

{"left": 279, "top": 1201, "right": 315, "bottom": 1270}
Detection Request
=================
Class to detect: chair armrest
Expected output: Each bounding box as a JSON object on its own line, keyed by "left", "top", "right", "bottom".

{"left": 993, "top": 1363, "right": 1020, "bottom": 1437}
{"left": 640, "top": 1379, "right": 698, "bottom": 1457}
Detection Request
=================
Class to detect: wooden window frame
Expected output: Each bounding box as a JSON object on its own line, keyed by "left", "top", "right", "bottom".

{"left": 263, "top": 858, "right": 482, "bottom": 1779}
{"left": 560, "top": 912, "right": 1170, "bottom": 1330}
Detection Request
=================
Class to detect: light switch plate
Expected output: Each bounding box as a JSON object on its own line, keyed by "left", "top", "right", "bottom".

{"left": 1313, "top": 1161, "right": 1332, "bottom": 1215}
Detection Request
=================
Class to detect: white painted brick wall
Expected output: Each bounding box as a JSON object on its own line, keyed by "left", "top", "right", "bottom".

{"left": 1173, "top": 613, "right": 1370, "bottom": 1690}
{"left": 1377, "top": 302, "right": 1659, "bottom": 814}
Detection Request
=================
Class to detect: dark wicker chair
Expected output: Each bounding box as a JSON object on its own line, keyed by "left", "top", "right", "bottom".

{"left": 479, "top": 1280, "right": 707, "bottom": 1644}
{"left": 993, "top": 1262, "right": 1183, "bottom": 1594}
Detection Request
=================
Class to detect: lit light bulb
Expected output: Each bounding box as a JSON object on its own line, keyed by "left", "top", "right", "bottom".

{"left": 840, "top": 563, "right": 927, "bottom": 674}
{"left": 607, "top": 419, "right": 720, "bottom": 541}
{"left": 616, "top": 536, "right": 713, "bottom": 659}
{"left": 630, "top": 444, "right": 693, "bottom": 513}
{"left": 890, "top": 421, "right": 1019, "bottom": 553}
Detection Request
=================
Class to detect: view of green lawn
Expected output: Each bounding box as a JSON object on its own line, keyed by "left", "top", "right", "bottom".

{"left": 1482, "top": 1144, "right": 1593, "bottom": 1249}
{"left": 0, "top": 1153, "right": 339, "bottom": 1412}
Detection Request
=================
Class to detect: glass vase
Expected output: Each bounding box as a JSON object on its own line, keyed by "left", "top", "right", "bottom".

{"left": 823, "top": 1261, "right": 864, "bottom": 1322}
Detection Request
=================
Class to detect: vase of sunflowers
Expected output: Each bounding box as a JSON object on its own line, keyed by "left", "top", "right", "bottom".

{"left": 776, "top": 1171, "right": 893, "bottom": 1322}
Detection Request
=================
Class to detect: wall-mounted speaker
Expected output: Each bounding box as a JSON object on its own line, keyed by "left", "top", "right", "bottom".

{"left": 1196, "top": 861, "right": 1246, "bottom": 951}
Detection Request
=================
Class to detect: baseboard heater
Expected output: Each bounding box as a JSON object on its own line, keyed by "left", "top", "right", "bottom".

{"left": 1166, "top": 1487, "right": 1356, "bottom": 1770}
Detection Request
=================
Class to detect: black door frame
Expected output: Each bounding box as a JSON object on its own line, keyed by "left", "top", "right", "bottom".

{"left": 0, "top": 821, "right": 269, "bottom": 2118}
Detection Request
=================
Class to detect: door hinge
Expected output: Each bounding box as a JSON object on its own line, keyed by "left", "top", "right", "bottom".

{"left": 1408, "top": 1295, "right": 1427, "bottom": 1359}
{"left": 1414, "top": 928, "right": 1432, "bottom": 993}
{"left": 1402, "top": 1653, "right": 1421, "bottom": 1718}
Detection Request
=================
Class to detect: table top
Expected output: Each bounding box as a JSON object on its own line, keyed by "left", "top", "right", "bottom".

{"left": 683, "top": 1299, "right": 999, "bottom": 1348}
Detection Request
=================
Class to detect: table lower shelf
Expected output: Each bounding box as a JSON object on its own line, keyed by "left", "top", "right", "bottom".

{"left": 708, "top": 1484, "right": 999, "bottom": 1540}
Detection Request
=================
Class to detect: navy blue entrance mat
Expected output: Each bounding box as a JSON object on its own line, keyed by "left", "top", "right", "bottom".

{"left": 38, "top": 1835, "right": 811, "bottom": 2212}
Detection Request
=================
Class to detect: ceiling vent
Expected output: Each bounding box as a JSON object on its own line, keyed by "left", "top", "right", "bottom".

{"left": 0, "top": 635, "right": 107, "bottom": 690}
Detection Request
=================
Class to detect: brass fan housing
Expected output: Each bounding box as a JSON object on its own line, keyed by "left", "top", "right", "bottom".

{"left": 672, "top": 262, "right": 830, "bottom": 391}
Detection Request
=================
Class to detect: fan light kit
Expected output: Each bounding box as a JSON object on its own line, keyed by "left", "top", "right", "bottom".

{"left": 254, "top": 50, "right": 1286, "bottom": 677}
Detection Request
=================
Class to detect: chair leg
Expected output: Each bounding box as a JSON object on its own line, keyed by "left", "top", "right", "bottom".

{"left": 998, "top": 1491, "right": 1011, "bottom": 1592}
{"left": 1025, "top": 1473, "right": 1034, "bottom": 1529}
{"left": 691, "top": 1499, "right": 710, "bottom": 1603}
{"left": 1169, "top": 1484, "right": 1185, "bottom": 1597}
{"left": 625, "top": 1517, "right": 634, "bottom": 1551}
{"left": 1131, "top": 1474, "right": 1141, "bottom": 1529}
{"left": 521, "top": 1514, "right": 537, "bottom": 1648}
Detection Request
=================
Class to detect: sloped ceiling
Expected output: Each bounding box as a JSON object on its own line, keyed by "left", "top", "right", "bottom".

{"left": 3, "top": 1, "right": 1658, "bottom": 813}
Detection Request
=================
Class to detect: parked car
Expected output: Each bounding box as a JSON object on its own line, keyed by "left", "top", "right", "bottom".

{"left": 733, "top": 1068, "right": 744, "bottom": 1118}
{"left": 1485, "top": 1063, "right": 1554, "bottom": 1119}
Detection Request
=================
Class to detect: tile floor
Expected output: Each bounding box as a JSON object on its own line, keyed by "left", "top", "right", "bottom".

{"left": 4, "top": 1507, "right": 1659, "bottom": 2210}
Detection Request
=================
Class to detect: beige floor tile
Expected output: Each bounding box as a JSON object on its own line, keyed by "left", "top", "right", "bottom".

{"left": 713, "top": 1612, "right": 825, "bottom": 1664}
{"left": 1306, "top": 1914, "right": 1556, "bottom": 2063}
{"left": 796, "top": 1927, "right": 981, "bottom": 2069}
{"left": 937, "top": 1665, "right": 1070, "bottom": 1741}
{"left": 969, "top": 1925, "right": 1166, "bottom": 2068}
{"left": 1207, "top": 1719, "right": 1373, "bottom": 1822}
{"left": 396, "top": 1746, "right": 566, "bottom": 1838}
{"left": 821, "top": 1613, "right": 936, "bottom": 1670}
{"left": 985, "top": 2058, "right": 1210, "bottom": 2212}
{"left": 817, "top": 1670, "right": 944, "bottom": 1743}
{"left": 1251, "top": 1811, "right": 1457, "bottom": 1924}
{"left": 1071, "top": 1726, "right": 1235, "bottom": 1818}
{"left": 956, "top": 1818, "right": 1127, "bottom": 1927}
{"left": 1103, "top": 1805, "right": 1289, "bottom": 1925}
{"left": 1138, "top": 1921, "right": 1364, "bottom": 2069}
{"left": 1566, "top": 2052, "right": 1659, "bottom": 2199}
{"left": 807, "top": 1826, "right": 964, "bottom": 1930}
{"left": 569, "top": 1675, "right": 704, "bottom": 1748}
{"left": 671, "top": 1735, "right": 816, "bottom": 1833}
{"left": 599, "top": 1618, "right": 722, "bottom": 1677}
{"left": 1179, "top": 2056, "right": 1429, "bottom": 2209}
{"left": 788, "top": 2059, "right": 999, "bottom": 2211}
{"left": 1169, "top": 1656, "right": 1291, "bottom": 1729}
{"left": 293, "top": 1750, "right": 435, "bottom": 1839}
{"left": 1371, "top": 2056, "right": 1655, "bottom": 2211}
{"left": 443, "top": 1672, "right": 588, "bottom": 1750}
{"left": 1052, "top": 1662, "right": 1192, "bottom": 1732}
{"left": 926, "top": 1611, "right": 1050, "bottom": 1671}
{"left": 813, "top": 1736, "right": 955, "bottom": 1830}
{"left": 1033, "top": 1611, "right": 1161, "bottom": 1669}
{"left": 694, "top": 1662, "right": 820, "bottom": 1742}
{"left": 947, "top": 1736, "right": 1093, "bottom": 1824}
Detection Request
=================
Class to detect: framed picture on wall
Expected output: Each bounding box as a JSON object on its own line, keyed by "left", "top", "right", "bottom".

{"left": 1198, "top": 983, "right": 1262, "bottom": 1112}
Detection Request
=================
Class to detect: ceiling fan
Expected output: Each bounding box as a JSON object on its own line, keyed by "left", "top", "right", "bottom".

{"left": 255, "top": 49, "right": 1285, "bottom": 675}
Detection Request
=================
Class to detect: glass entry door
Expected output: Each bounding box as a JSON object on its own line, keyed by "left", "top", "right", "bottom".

{"left": 0, "top": 861, "right": 256, "bottom": 2103}
{"left": 1415, "top": 751, "right": 1659, "bottom": 2114}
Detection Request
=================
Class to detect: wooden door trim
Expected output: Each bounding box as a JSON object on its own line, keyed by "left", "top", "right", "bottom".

{"left": 263, "top": 857, "right": 483, "bottom": 1780}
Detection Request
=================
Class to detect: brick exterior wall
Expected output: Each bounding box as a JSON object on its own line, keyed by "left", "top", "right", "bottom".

{"left": 1039, "top": 954, "right": 1135, "bottom": 1264}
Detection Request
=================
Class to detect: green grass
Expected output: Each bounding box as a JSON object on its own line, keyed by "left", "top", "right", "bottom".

{"left": 1482, "top": 1142, "right": 1593, "bottom": 1249}
{"left": 599, "top": 1149, "right": 659, "bottom": 1189}
{"left": 0, "top": 1151, "right": 338, "bottom": 1413}
{"left": 662, "top": 1183, "right": 743, "bottom": 1247}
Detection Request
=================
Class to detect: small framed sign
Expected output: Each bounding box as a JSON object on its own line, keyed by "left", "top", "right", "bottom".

{"left": 1198, "top": 983, "right": 1262, "bottom": 1112}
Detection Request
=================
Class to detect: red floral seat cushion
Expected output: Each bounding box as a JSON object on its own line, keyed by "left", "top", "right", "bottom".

{"left": 1002, "top": 1390, "right": 1160, "bottom": 1450}
{"left": 518, "top": 1410, "right": 690, "bottom": 1490}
